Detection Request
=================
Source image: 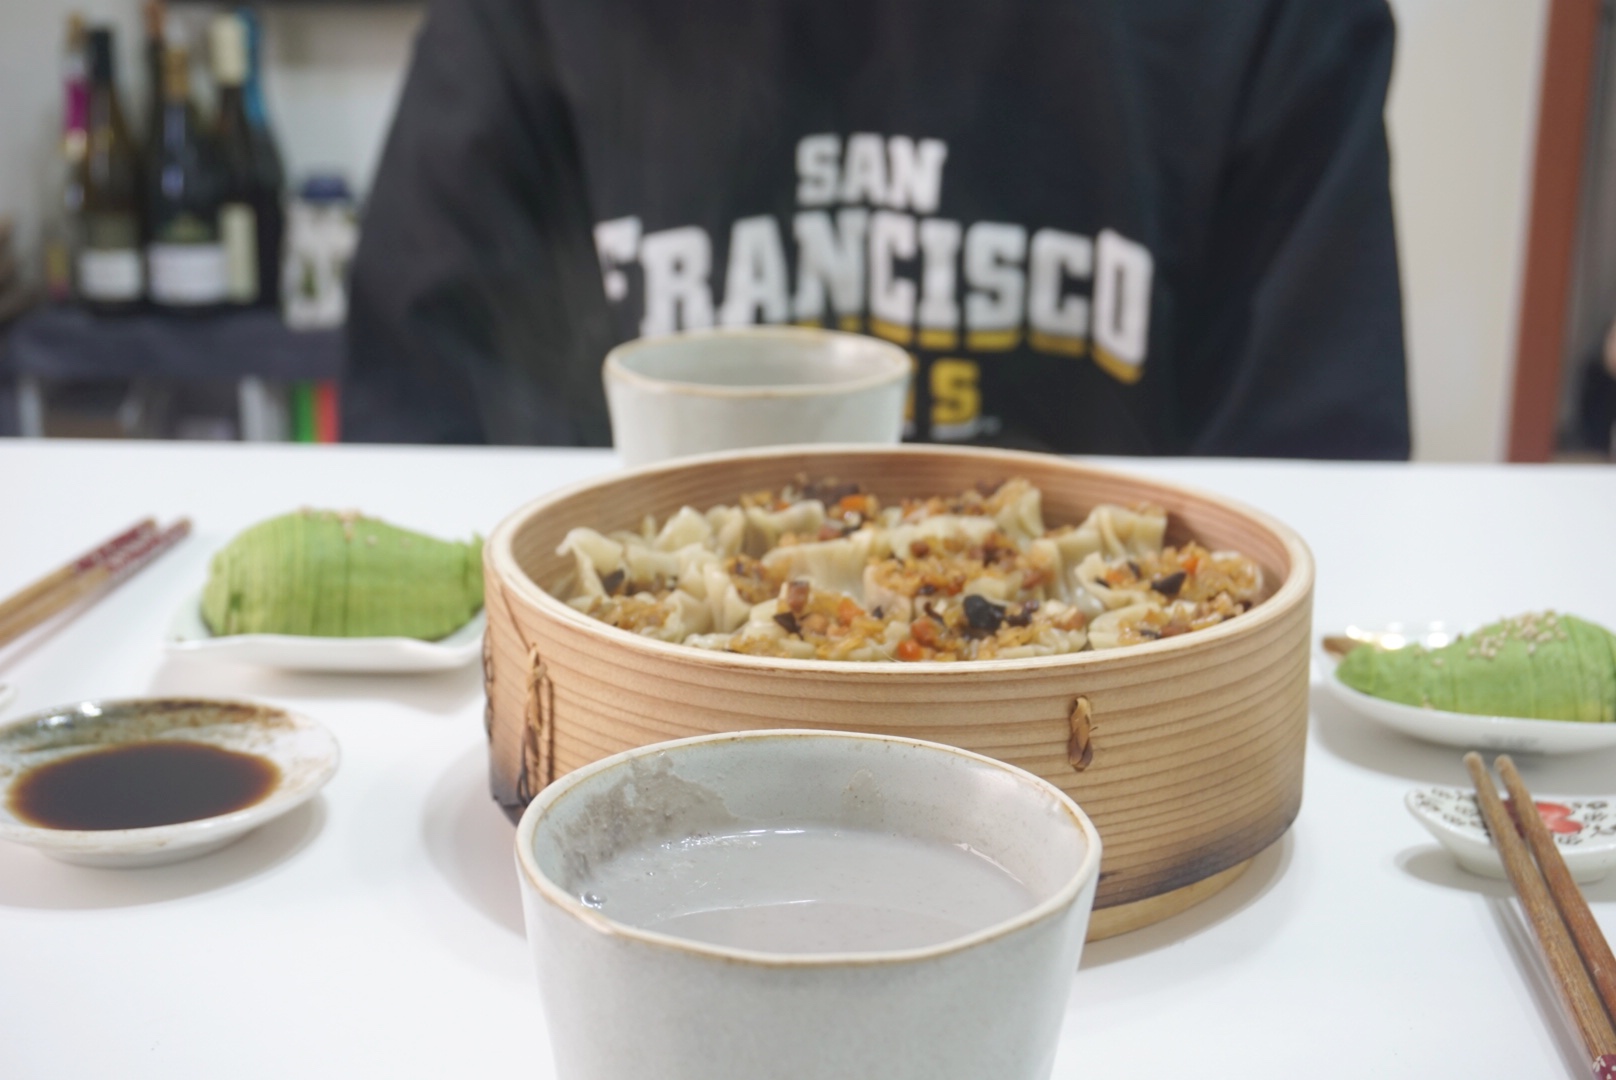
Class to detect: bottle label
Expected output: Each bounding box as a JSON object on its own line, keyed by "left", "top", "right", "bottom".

{"left": 149, "top": 244, "right": 228, "bottom": 305}
{"left": 221, "top": 203, "right": 260, "bottom": 302}
{"left": 78, "top": 249, "right": 143, "bottom": 301}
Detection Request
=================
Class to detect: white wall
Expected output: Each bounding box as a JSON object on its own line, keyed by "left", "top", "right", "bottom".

{"left": 257, "top": 4, "right": 424, "bottom": 195}
{"left": 0, "top": 0, "right": 423, "bottom": 273}
{"left": 1384, "top": 0, "right": 1548, "bottom": 461}
{"left": 0, "top": 0, "right": 1551, "bottom": 462}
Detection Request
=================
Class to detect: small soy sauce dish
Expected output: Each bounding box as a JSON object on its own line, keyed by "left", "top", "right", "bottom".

{"left": 0, "top": 697, "right": 339, "bottom": 868}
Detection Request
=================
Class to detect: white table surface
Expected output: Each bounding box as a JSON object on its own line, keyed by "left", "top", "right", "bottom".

{"left": 1, "top": 440, "right": 1613, "bottom": 1078}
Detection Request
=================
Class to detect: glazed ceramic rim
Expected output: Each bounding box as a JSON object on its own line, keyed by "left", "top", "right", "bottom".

{"left": 515, "top": 728, "right": 1102, "bottom": 968}
{"left": 488, "top": 442, "right": 1316, "bottom": 676}
{"left": 0, "top": 696, "right": 340, "bottom": 851}
{"left": 603, "top": 326, "right": 912, "bottom": 399}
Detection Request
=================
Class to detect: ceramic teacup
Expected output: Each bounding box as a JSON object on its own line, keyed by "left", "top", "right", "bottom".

{"left": 601, "top": 326, "right": 911, "bottom": 467}
{"left": 514, "top": 729, "right": 1101, "bottom": 1080}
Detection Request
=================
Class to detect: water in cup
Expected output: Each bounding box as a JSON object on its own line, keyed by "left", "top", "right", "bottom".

{"left": 575, "top": 824, "right": 1036, "bottom": 954}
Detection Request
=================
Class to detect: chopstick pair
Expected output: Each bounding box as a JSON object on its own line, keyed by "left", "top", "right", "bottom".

{"left": 0, "top": 517, "right": 192, "bottom": 650}
{"left": 1465, "top": 752, "right": 1616, "bottom": 1077}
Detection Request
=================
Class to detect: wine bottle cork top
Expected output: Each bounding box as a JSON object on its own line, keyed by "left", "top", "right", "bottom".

{"left": 210, "top": 15, "right": 247, "bottom": 86}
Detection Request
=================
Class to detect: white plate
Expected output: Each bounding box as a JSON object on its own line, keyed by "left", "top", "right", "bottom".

{"left": 1317, "top": 622, "right": 1616, "bottom": 755}
{"left": 165, "top": 588, "right": 484, "bottom": 673}
{"left": 0, "top": 684, "right": 14, "bottom": 715}
{"left": 0, "top": 697, "right": 339, "bottom": 868}
{"left": 1407, "top": 786, "right": 1616, "bottom": 883}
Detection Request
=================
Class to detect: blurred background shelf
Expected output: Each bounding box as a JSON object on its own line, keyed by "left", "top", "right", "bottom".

{"left": 2, "top": 305, "right": 342, "bottom": 440}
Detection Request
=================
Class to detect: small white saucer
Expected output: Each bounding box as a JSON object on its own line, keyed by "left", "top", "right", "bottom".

{"left": 1407, "top": 785, "right": 1616, "bottom": 883}
{"left": 0, "top": 697, "right": 339, "bottom": 868}
{"left": 1317, "top": 623, "right": 1616, "bottom": 755}
{"left": 165, "top": 588, "right": 484, "bottom": 673}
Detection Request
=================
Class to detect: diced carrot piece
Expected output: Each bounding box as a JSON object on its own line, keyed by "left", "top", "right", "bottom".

{"left": 836, "top": 494, "right": 872, "bottom": 516}
{"left": 837, "top": 596, "right": 863, "bottom": 625}
{"left": 895, "top": 639, "right": 924, "bottom": 661}
{"left": 910, "top": 618, "right": 939, "bottom": 647}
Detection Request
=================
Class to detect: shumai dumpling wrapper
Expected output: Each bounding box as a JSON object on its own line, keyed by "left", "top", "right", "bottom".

{"left": 203, "top": 510, "right": 484, "bottom": 640}
{"left": 1336, "top": 612, "right": 1616, "bottom": 723}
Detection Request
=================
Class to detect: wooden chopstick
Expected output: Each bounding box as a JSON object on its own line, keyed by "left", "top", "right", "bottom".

{"left": 0, "top": 519, "right": 191, "bottom": 650}
{"left": 1496, "top": 754, "right": 1616, "bottom": 1031}
{"left": 1464, "top": 751, "right": 1616, "bottom": 1073}
{"left": 0, "top": 518, "right": 155, "bottom": 627}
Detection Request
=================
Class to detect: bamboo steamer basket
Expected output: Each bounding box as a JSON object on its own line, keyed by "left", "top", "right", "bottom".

{"left": 484, "top": 445, "right": 1313, "bottom": 939}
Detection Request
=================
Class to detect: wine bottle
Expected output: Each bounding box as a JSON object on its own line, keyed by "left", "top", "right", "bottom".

{"left": 78, "top": 26, "right": 145, "bottom": 312}
{"left": 210, "top": 13, "right": 273, "bottom": 305}
{"left": 146, "top": 42, "right": 227, "bottom": 309}
{"left": 142, "top": 1, "right": 166, "bottom": 156}
{"left": 42, "top": 14, "right": 88, "bottom": 303}
{"left": 239, "top": 9, "right": 287, "bottom": 308}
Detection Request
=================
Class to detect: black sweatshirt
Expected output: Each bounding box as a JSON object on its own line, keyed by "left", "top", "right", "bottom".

{"left": 346, "top": 0, "right": 1410, "bottom": 458}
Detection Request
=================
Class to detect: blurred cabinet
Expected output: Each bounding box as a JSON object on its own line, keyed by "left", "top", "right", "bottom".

{"left": 3, "top": 305, "right": 341, "bottom": 440}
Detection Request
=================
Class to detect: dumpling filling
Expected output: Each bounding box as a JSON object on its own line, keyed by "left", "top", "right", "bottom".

{"left": 557, "top": 478, "right": 1264, "bottom": 662}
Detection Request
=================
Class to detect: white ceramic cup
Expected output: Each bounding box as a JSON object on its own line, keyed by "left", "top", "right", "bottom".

{"left": 602, "top": 326, "right": 911, "bottom": 467}
{"left": 514, "top": 729, "right": 1101, "bottom": 1080}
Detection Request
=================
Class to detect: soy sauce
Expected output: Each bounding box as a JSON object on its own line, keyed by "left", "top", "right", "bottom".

{"left": 9, "top": 741, "right": 280, "bottom": 830}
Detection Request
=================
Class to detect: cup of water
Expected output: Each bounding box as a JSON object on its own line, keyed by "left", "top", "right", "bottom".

{"left": 601, "top": 326, "right": 911, "bottom": 467}
{"left": 513, "top": 728, "right": 1101, "bottom": 1080}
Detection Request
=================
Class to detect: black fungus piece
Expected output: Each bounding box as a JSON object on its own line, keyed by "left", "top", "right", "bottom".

{"left": 963, "top": 594, "right": 1006, "bottom": 633}
{"left": 917, "top": 582, "right": 938, "bottom": 596}
{"left": 600, "top": 569, "right": 626, "bottom": 595}
{"left": 1138, "top": 626, "right": 1162, "bottom": 640}
{"left": 774, "top": 612, "right": 802, "bottom": 635}
{"left": 1150, "top": 571, "right": 1187, "bottom": 598}
{"left": 1006, "top": 601, "right": 1037, "bottom": 628}
{"left": 871, "top": 605, "right": 885, "bottom": 620}
{"left": 1125, "top": 560, "right": 1142, "bottom": 579}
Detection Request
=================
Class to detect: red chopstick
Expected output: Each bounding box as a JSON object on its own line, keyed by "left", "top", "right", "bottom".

{"left": 0, "top": 518, "right": 155, "bottom": 629}
{"left": 0, "top": 519, "right": 191, "bottom": 649}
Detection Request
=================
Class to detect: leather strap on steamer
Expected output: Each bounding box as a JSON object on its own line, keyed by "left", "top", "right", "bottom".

{"left": 491, "top": 578, "right": 556, "bottom": 802}
{"left": 520, "top": 644, "right": 555, "bottom": 802}
{"left": 1068, "top": 696, "right": 1096, "bottom": 771}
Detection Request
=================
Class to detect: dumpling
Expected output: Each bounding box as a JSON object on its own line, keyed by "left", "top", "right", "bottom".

{"left": 884, "top": 514, "right": 1000, "bottom": 561}
{"left": 1075, "top": 552, "right": 1156, "bottom": 611}
{"left": 620, "top": 538, "right": 680, "bottom": 586}
{"left": 762, "top": 530, "right": 880, "bottom": 601}
{"left": 861, "top": 564, "right": 914, "bottom": 622}
{"left": 706, "top": 505, "right": 747, "bottom": 555}
{"left": 962, "top": 571, "right": 1019, "bottom": 603}
{"left": 991, "top": 478, "right": 1046, "bottom": 543}
{"left": 557, "top": 527, "right": 625, "bottom": 599}
{"left": 1087, "top": 602, "right": 1158, "bottom": 650}
{"left": 744, "top": 500, "right": 826, "bottom": 554}
{"left": 655, "top": 506, "right": 713, "bottom": 552}
{"left": 641, "top": 589, "right": 714, "bottom": 642}
{"left": 1069, "top": 504, "right": 1168, "bottom": 561}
